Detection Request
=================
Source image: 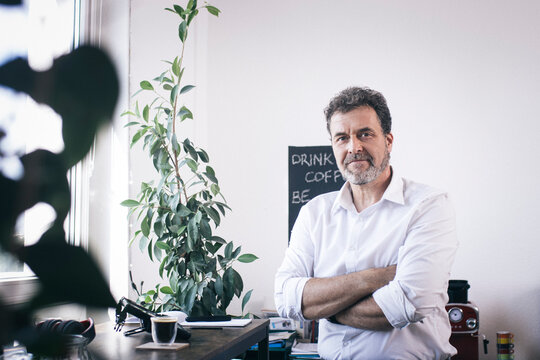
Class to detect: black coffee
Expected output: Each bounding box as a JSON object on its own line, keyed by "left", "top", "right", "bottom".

{"left": 152, "top": 317, "right": 177, "bottom": 344}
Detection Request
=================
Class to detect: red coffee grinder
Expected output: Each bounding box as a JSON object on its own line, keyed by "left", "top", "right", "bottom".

{"left": 446, "top": 280, "right": 489, "bottom": 360}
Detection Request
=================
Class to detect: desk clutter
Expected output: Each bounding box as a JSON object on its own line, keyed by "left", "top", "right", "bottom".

{"left": 290, "top": 340, "right": 320, "bottom": 359}
{"left": 244, "top": 309, "right": 320, "bottom": 359}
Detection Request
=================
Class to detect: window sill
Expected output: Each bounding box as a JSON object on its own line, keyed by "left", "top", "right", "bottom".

{"left": 0, "top": 276, "right": 40, "bottom": 306}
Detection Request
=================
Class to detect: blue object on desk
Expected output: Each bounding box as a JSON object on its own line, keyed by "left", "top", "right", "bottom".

{"left": 250, "top": 340, "right": 285, "bottom": 350}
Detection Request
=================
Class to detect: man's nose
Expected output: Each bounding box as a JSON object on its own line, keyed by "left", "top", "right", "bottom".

{"left": 348, "top": 137, "right": 363, "bottom": 153}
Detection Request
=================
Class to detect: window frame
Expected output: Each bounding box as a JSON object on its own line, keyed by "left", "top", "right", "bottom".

{"left": 0, "top": 0, "right": 85, "bottom": 305}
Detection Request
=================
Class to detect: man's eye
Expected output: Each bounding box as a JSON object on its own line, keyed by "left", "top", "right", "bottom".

{"left": 359, "top": 132, "right": 371, "bottom": 138}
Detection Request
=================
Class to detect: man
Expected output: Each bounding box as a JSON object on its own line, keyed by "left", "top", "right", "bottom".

{"left": 275, "top": 87, "right": 458, "bottom": 359}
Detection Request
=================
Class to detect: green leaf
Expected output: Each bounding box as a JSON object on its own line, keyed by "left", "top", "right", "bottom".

{"left": 173, "top": 4, "right": 185, "bottom": 18}
{"left": 178, "top": 106, "right": 193, "bottom": 120}
{"left": 159, "top": 256, "right": 166, "bottom": 278}
{"left": 223, "top": 267, "right": 235, "bottom": 300}
{"left": 143, "top": 105, "right": 149, "bottom": 121}
{"left": 147, "top": 239, "right": 154, "bottom": 261}
{"left": 210, "top": 183, "right": 220, "bottom": 196}
{"left": 197, "top": 149, "right": 209, "bottom": 162}
{"left": 171, "top": 134, "right": 180, "bottom": 154}
{"left": 177, "top": 204, "right": 191, "bottom": 217}
{"left": 156, "top": 241, "right": 170, "bottom": 251}
{"left": 121, "top": 111, "right": 137, "bottom": 117}
{"left": 163, "top": 83, "right": 173, "bottom": 91}
{"left": 172, "top": 57, "right": 180, "bottom": 77}
{"left": 120, "top": 199, "right": 140, "bottom": 207}
{"left": 191, "top": 251, "right": 206, "bottom": 271}
{"left": 130, "top": 127, "right": 147, "bottom": 147}
{"left": 241, "top": 289, "right": 253, "bottom": 313}
{"left": 199, "top": 218, "right": 212, "bottom": 239}
{"left": 183, "top": 141, "right": 198, "bottom": 161}
{"left": 203, "top": 206, "right": 220, "bottom": 226}
{"left": 187, "top": 9, "right": 198, "bottom": 25}
{"left": 124, "top": 121, "right": 139, "bottom": 128}
{"left": 215, "top": 276, "right": 224, "bottom": 298}
{"left": 210, "top": 236, "right": 226, "bottom": 244}
{"left": 154, "top": 219, "right": 164, "bottom": 237}
{"left": 206, "top": 5, "right": 220, "bottom": 16}
{"left": 140, "top": 80, "right": 154, "bottom": 90}
{"left": 194, "top": 211, "right": 203, "bottom": 223}
{"left": 139, "top": 236, "right": 149, "bottom": 253}
{"left": 205, "top": 166, "right": 218, "bottom": 183}
{"left": 232, "top": 268, "right": 243, "bottom": 297}
{"left": 238, "top": 254, "right": 258, "bottom": 263}
{"left": 169, "top": 192, "right": 180, "bottom": 212}
{"left": 202, "top": 287, "right": 217, "bottom": 313}
{"left": 154, "top": 241, "right": 163, "bottom": 262}
{"left": 180, "top": 85, "right": 195, "bottom": 94}
{"left": 160, "top": 286, "right": 174, "bottom": 295}
{"left": 232, "top": 246, "right": 241, "bottom": 259}
{"left": 205, "top": 242, "right": 221, "bottom": 255}
{"left": 178, "top": 21, "right": 187, "bottom": 42}
{"left": 178, "top": 68, "right": 185, "bottom": 84}
{"left": 188, "top": 217, "right": 199, "bottom": 243}
{"left": 170, "top": 84, "right": 180, "bottom": 104}
{"left": 224, "top": 242, "right": 233, "bottom": 259}
{"left": 170, "top": 273, "right": 179, "bottom": 293}
{"left": 141, "top": 217, "right": 150, "bottom": 237}
{"left": 185, "top": 283, "right": 197, "bottom": 314}
{"left": 186, "top": 158, "right": 198, "bottom": 171}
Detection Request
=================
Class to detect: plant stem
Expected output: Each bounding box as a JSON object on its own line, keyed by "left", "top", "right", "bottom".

{"left": 171, "top": 24, "right": 189, "bottom": 205}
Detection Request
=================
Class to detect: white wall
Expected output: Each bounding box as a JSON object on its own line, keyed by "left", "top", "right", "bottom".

{"left": 86, "top": 0, "right": 130, "bottom": 321}
{"left": 128, "top": 1, "right": 540, "bottom": 358}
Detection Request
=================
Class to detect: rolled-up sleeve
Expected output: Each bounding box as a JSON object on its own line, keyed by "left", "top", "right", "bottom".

{"left": 373, "top": 193, "right": 458, "bottom": 329}
{"left": 274, "top": 206, "right": 314, "bottom": 321}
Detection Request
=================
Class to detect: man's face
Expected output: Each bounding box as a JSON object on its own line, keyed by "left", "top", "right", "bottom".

{"left": 329, "top": 106, "right": 393, "bottom": 185}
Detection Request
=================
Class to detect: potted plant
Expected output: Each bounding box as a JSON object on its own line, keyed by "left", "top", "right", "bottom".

{"left": 121, "top": 1, "right": 257, "bottom": 317}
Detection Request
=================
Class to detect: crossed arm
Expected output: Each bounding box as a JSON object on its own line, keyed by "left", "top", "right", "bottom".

{"left": 301, "top": 265, "right": 396, "bottom": 330}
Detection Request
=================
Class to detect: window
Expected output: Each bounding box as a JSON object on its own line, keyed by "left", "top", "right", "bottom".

{"left": 0, "top": 0, "right": 80, "bottom": 286}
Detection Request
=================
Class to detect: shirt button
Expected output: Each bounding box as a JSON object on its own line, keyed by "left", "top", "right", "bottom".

{"left": 343, "top": 341, "right": 349, "bottom": 346}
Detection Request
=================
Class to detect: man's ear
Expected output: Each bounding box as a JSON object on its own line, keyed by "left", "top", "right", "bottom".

{"left": 386, "top": 133, "right": 394, "bottom": 152}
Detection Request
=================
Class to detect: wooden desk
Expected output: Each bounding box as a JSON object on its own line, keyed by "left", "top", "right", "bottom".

{"left": 89, "top": 319, "right": 269, "bottom": 360}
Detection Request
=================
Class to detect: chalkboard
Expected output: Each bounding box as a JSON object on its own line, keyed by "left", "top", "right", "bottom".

{"left": 288, "top": 146, "right": 345, "bottom": 240}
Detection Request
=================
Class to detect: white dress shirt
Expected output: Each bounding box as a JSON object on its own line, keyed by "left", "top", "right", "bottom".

{"left": 275, "top": 170, "right": 458, "bottom": 360}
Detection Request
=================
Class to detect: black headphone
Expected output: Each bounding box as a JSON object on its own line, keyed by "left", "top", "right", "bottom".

{"left": 36, "top": 318, "right": 96, "bottom": 343}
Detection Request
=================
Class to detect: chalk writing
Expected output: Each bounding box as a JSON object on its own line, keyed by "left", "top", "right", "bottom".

{"left": 288, "top": 146, "right": 345, "bottom": 240}
{"left": 291, "top": 152, "right": 334, "bottom": 167}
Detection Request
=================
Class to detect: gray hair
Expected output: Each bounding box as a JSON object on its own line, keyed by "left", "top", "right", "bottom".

{"left": 324, "top": 87, "right": 392, "bottom": 135}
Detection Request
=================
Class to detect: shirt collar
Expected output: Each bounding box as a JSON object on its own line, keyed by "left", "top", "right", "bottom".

{"left": 332, "top": 166, "right": 405, "bottom": 213}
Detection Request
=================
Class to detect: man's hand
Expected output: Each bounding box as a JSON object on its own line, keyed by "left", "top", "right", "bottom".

{"left": 334, "top": 296, "right": 393, "bottom": 331}
{"left": 301, "top": 264, "right": 396, "bottom": 320}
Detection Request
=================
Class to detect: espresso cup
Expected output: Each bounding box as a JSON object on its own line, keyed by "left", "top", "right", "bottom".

{"left": 151, "top": 316, "right": 178, "bottom": 345}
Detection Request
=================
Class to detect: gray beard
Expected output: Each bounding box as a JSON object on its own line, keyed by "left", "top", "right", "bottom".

{"left": 342, "top": 149, "right": 390, "bottom": 185}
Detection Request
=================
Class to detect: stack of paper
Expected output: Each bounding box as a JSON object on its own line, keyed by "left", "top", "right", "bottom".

{"left": 290, "top": 339, "right": 320, "bottom": 359}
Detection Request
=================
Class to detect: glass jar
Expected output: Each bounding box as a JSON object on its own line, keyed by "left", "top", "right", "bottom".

{"left": 59, "top": 335, "right": 92, "bottom": 360}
